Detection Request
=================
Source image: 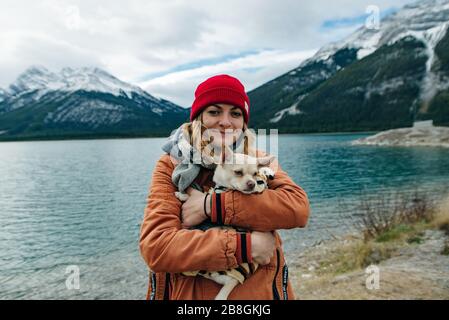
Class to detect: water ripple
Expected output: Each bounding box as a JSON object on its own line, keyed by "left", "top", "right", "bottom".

{"left": 1, "top": 135, "right": 449, "bottom": 299}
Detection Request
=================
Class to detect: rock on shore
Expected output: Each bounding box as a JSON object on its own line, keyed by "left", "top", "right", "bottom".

{"left": 352, "top": 123, "right": 449, "bottom": 147}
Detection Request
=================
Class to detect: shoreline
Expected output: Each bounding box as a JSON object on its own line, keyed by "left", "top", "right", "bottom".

{"left": 288, "top": 194, "right": 449, "bottom": 299}
{"left": 0, "top": 130, "right": 378, "bottom": 143}
{"left": 290, "top": 229, "right": 449, "bottom": 299}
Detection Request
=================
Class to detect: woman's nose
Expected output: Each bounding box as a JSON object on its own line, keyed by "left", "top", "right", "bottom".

{"left": 219, "top": 113, "right": 232, "bottom": 128}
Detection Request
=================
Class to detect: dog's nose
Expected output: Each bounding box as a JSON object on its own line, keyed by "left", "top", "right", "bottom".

{"left": 246, "top": 181, "right": 255, "bottom": 189}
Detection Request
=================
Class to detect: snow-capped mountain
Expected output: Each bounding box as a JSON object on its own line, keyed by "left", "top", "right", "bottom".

{"left": 249, "top": 0, "right": 449, "bottom": 132}
{"left": 0, "top": 66, "right": 189, "bottom": 140}
{"left": 313, "top": 0, "right": 449, "bottom": 62}
{"left": 9, "top": 66, "right": 156, "bottom": 99}
{"left": 3, "top": 65, "right": 179, "bottom": 112}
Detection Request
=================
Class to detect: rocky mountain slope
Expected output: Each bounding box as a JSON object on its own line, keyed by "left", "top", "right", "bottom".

{"left": 0, "top": 66, "right": 189, "bottom": 140}
{"left": 249, "top": 0, "right": 449, "bottom": 133}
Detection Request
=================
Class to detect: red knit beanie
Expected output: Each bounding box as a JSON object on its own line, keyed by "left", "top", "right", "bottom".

{"left": 190, "top": 74, "right": 250, "bottom": 123}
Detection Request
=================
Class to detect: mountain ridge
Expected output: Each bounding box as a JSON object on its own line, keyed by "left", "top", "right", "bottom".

{"left": 248, "top": 0, "right": 449, "bottom": 132}
{"left": 0, "top": 66, "right": 189, "bottom": 140}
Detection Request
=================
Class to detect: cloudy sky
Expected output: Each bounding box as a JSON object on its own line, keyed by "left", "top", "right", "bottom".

{"left": 0, "top": 0, "right": 415, "bottom": 107}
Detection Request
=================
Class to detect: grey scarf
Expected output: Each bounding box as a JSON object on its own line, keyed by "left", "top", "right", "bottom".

{"left": 161, "top": 124, "right": 246, "bottom": 193}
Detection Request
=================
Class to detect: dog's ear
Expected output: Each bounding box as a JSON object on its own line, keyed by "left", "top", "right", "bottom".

{"left": 222, "top": 145, "right": 234, "bottom": 164}
{"left": 257, "top": 155, "right": 275, "bottom": 167}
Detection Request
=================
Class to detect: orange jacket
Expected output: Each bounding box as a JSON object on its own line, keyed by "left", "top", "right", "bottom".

{"left": 139, "top": 152, "right": 310, "bottom": 300}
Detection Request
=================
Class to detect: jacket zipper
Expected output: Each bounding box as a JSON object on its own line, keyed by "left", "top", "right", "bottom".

{"left": 272, "top": 249, "right": 281, "bottom": 300}
{"left": 149, "top": 272, "right": 156, "bottom": 300}
{"left": 282, "top": 264, "right": 289, "bottom": 300}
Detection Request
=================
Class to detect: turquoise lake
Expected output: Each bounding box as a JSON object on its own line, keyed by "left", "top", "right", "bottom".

{"left": 1, "top": 133, "right": 449, "bottom": 299}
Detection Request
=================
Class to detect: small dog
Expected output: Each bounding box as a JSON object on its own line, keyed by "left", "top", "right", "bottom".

{"left": 175, "top": 147, "right": 275, "bottom": 300}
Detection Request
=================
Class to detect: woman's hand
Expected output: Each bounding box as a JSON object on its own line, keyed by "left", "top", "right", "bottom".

{"left": 251, "top": 231, "right": 276, "bottom": 265}
{"left": 180, "top": 187, "right": 209, "bottom": 229}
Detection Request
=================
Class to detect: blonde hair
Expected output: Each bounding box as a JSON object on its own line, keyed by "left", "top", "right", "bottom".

{"left": 182, "top": 117, "right": 256, "bottom": 158}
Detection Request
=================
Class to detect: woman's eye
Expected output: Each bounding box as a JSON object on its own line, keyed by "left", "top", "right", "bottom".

{"left": 208, "top": 110, "right": 219, "bottom": 116}
{"left": 234, "top": 171, "right": 243, "bottom": 176}
{"left": 231, "top": 112, "right": 242, "bottom": 118}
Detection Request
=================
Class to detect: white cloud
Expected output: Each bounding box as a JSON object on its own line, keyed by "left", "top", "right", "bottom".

{"left": 0, "top": 0, "right": 416, "bottom": 106}
{"left": 141, "top": 49, "right": 317, "bottom": 107}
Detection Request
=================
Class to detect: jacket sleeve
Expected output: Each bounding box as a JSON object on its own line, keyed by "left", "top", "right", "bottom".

{"left": 210, "top": 157, "right": 310, "bottom": 232}
{"left": 139, "top": 154, "right": 242, "bottom": 273}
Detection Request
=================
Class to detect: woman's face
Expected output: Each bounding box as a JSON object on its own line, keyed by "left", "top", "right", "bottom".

{"left": 201, "top": 104, "right": 244, "bottom": 146}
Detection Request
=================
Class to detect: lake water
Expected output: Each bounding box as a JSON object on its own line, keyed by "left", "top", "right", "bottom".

{"left": 1, "top": 133, "right": 449, "bottom": 299}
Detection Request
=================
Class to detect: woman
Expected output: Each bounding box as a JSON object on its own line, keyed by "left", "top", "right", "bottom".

{"left": 139, "top": 74, "right": 310, "bottom": 300}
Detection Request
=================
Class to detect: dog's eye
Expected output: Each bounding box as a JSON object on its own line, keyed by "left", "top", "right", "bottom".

{"left": 234, "top": 170, "right": 243, "bottom": 176}
{"left": 253, "top": 172, "right": 258, "bottom": 176}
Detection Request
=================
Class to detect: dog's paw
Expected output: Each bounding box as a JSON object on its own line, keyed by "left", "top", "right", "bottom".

{"left": 253, "top": 183, "right": 266, "bottom": 193}
{"left": 259, "top": 167, "right": 275, "bottom": 180}
{"left": 175, "top": 191, "right": 189, "bottom": 202}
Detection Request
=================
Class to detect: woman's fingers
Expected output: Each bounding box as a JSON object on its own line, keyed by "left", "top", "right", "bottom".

{"left": 180, "top": 194, "right": 207, "bottom": 228}
{"left": 251, "top": 231, "right": 276, "bottom": 265}
{"left": 185, "top": 187, "right": 193, "bottom": 196}
{"left": 181, "top": 215, "right": 192, "bottom": 228}
{"left": 185, "top": 187, "right": 202, "bottom": 196}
